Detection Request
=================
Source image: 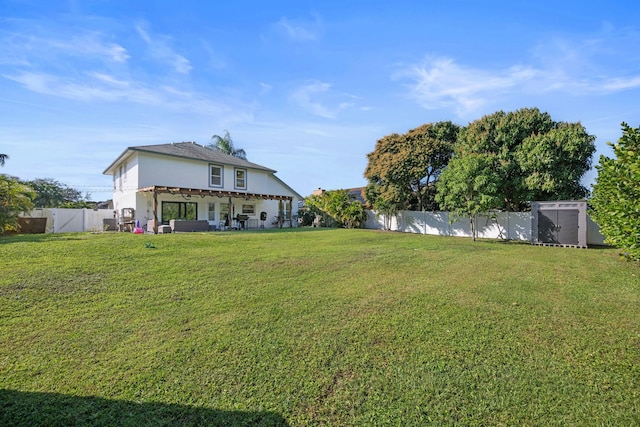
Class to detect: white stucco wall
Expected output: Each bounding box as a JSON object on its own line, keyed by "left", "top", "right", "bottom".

{"left": 134, "top": 152, "right": 282, "bottom": 195}
{"left": 138, "top": 153, "right": 204, "bottom": 188}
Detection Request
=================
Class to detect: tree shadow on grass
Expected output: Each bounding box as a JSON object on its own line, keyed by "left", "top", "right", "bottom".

{"left": 0, "top": 389, "right": 290, "bottom": 427}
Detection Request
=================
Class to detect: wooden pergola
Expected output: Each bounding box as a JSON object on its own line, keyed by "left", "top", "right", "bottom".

{"left": 138, "top": 186, "right": 294, "bottom": 234}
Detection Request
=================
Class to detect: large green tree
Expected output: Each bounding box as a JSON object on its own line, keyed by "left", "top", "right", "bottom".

{"left": 457, "top": 108, "right": 595, "bottom": 211}
{"left": 209, "top": 130, "right": 247, "bottom": 160}
{"left": 590, "top": 123, "right": 640, "bottom": 260}
{"left": 0, "top": 175, "right": 35, "bottom": 234}
{"left": 364, "top": 121, "right": 459, "bottom": 211}
{"left": 518, "top": 122, "right": 596, "bottom": 201}
{"left": 24, "top": 178, "right": 85, "bottom": 208}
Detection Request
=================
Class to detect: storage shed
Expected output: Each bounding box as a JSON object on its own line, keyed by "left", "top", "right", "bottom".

{"left": 531, "top": 201, "right": 588, "bottom": 248}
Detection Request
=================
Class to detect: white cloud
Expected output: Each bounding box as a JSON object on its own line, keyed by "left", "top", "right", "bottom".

{"left": 2, "top": 70, "right": 251, "bottom": 118}
{"left": 69, "top": 33, "right": 129, "bottom": 63}
{"left": 291, "top": 81, "right": 333, "bottom": 118}
{"left": 106, "top": 44, "right": 129, "bottom": 63}
{"left": 259, "top": 82, "right": 273, "bottom": 94}
{"left": 275, "top": 16, "right": 321, "bottom": 42}
{"left": 4, "top": 71, "right": 155, "bottom": 103}
{"left": 529, "top": 31, "right": 640, "bottom": 95}
{"left": 0, "top": 20, "right": 256, "bottom": 123}
{"left": 394, "top": 57, "right": 539, "bottom": 116}
{"left": 0, "top": 30, "right": 129, "bottom": 65}
{"left": 200, "top": 40, "right": 228, "bottom": 70}
{"left": 601, "top": 76, "right": 640, "bottom": 91}
{"left": 89, "top": 72, "right": 130, "bottom": 88}
{"left": 290, "top": 81, "right": 355, "bottom": 119}
{"left": 136, "top": 24, "right": 192, "bottom": 74}
{"left": 136, "top": 25, "right": 152, "bottom": 44}
{"left": 395, "top": 45, "right": 640, "bottom": 118}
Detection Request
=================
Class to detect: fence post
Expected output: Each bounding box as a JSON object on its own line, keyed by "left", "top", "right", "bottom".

{"left": 424, "top": 211, "right": 427, "bottom": 235}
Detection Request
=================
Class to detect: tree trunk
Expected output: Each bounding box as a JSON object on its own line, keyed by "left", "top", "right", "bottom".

{"left": 470, "top": 215, "right": 476, "bottom": 241}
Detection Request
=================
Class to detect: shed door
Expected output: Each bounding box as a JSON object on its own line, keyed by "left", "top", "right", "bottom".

{"left": 537, "top": 209, "right": 579, "bottom": 245}
{"left": 556, "top": 209, "right": 579, "bottom": 245}
{"left": 538, "top": 210, "right": 559, "bottom": 244}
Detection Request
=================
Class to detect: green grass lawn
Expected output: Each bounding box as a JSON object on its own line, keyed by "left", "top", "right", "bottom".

{"left": 1, "top": 229, "right": 639, "bottom": 426}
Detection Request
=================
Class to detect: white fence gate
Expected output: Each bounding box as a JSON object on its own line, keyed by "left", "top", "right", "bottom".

{"left": 26, "top": 209, "right": 114, "bottom": 233}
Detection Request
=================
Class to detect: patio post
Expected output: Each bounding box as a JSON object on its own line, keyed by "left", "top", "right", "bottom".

{"left": 153, "top": 188, "right": 159, "bottom": 234}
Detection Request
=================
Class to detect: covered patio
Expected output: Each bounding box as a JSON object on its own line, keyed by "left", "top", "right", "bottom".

{"left": 138, "top": 185, "right": 295, "bottom": 234}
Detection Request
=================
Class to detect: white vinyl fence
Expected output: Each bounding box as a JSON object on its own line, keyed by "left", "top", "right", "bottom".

{"left": 25, "top": 208, "right": 114, "bottom": 233}
{"left": 365, "top": 210, "right": 606, "bottom": 246}
{"left": 18, "top": 208, "right": 606, "bottom": 246}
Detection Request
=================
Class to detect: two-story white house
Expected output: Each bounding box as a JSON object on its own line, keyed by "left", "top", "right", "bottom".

{"left": 103, "top": 142, "right": 303, "bottom": 233}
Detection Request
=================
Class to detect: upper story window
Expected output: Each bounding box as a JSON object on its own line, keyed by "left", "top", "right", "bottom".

{"left": 210, "top": 164, "right": 223, "bottom": 187}
{"left": 118, "top": 164, "right": 124, "bottom": 189}
{"left": 235, "top": 168, "right": 247, "bottom": 190}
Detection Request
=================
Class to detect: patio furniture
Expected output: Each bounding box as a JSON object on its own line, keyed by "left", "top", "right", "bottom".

{"left": 117, "top": 208, "right": 135, "bottom": 232}
{"left": 234, "top": 214, "right": 249, "bottom": 230}
{"left": 157, "top": 225, "right": 172, "bottom": 233}
{"left": 169, "top": 219, "right": 210, "bottom": 232}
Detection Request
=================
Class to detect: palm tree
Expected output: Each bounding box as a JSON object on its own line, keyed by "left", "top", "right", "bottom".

{"left": 0, "top": 154, "right": 8, "bottom": 167}
{"left": 209, "top": 130, "right": 247, "bottom": 160}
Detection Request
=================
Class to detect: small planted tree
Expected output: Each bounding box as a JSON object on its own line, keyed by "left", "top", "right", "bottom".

{"left": 435, "top": 152, "right": 501, "bottom": 241}
{"left": 590, "top": 123, "right": 640, "bottom": 260}
{"left": 0, "top": 175, "right": 35, "bottom": 234}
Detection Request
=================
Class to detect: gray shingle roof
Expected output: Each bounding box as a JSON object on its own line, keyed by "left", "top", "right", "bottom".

{"left": 104, "top": 141, "right": 275, "bottom": 174}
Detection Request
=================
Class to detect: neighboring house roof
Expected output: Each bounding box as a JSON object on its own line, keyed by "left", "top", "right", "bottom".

{"left": 103, "top": 141, "right": 275, "bottom": 175}
{"left": 95, "top": 200, "right": 114, "bottom": 210}
{"left": 347, "top": 187, "right": 366, "bottom": 204}
{"left": 311, "top": 187, "right": 366, "bottom": 203}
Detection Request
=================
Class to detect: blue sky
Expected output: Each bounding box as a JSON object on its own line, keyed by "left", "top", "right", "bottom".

{"left": 1, "top": 0, "right": 639, "bottom": 200}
